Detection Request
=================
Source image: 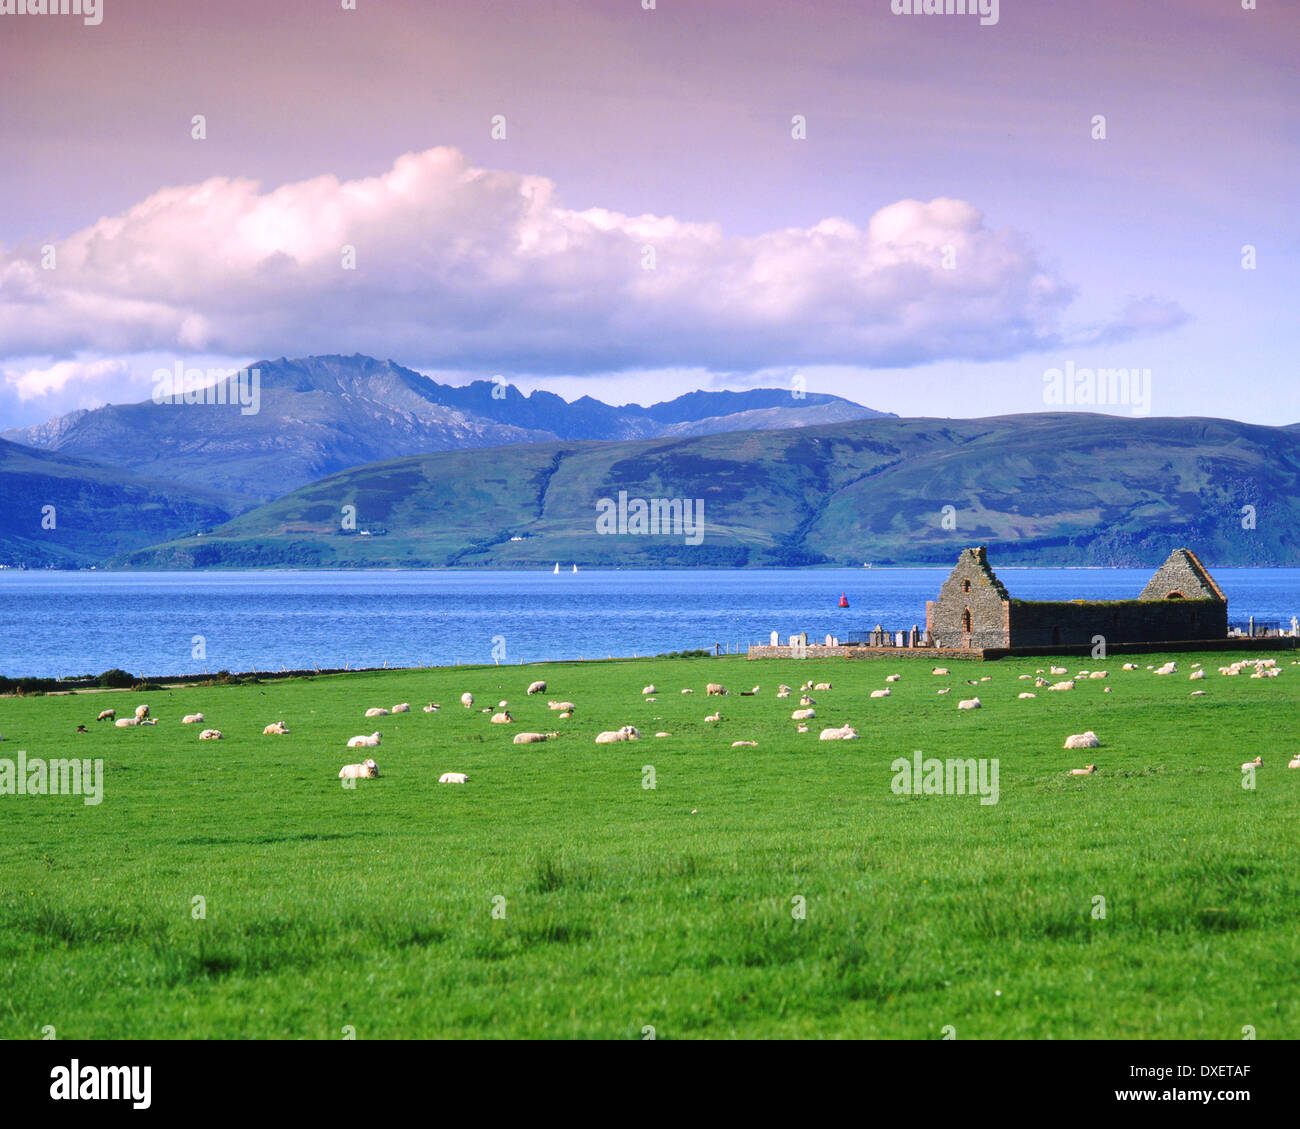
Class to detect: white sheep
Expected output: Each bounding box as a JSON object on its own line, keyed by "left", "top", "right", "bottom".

{"left": 1064, "top": 731, "right": 1100, "bottom": 749}
{"left": 559, "top": 711, "right": 573, "bottom": 720}
{"left": 814, "top": 682, "right": 832, "bottom": 691}
{"left": 497, "top": 700, "right": 508, "bottom": 709}
{"left": 1241, "top": 756, "right": 1262, "bottom": 771}
{"left": 937, "top": 688, "right": 952, "bottom": 695}
{"left": 655, "top": 732, "right": 670, "bottom": 738}
{"left": 1049, "top": 667, "right": 1067, "bottom": 676}
{"left": 799, "top": 695, "right": 815, "bottom": 706}
{"left": 932, "top": 667, "right": 950, "bottom": 676}
{"left": 1069, "top": 765, "right": 1097, "bottom": 776}
{"left": 776, "top": 690, "right": 790, "bottom": 698}
{"left": 1189, "top": 671, "right": 1205, "bottom": 681}
{"left": 423, "top": 703, "right": 440, "bottom": 713}
{"left": 1154, "top": 662, "right": 1177, "bottom": 675}
{"left": 1048, "top": 680, "right": 1075, "bottom": 692}
{"left": 365, "top": 707, "right": 390, "bottom": 717}
{"left": 263, "top": 721, "right": 290, "bottom": 735}
{"left": 1018, "top": 693, "right": 1036, "bottom": 699}
{"left": 870, "top": 689, "right": 890, "bottom": 698}
{"left": 339, "top": 759, "right": 378, "bottom": 779}
{"left": 706, "top": 683, "right": 726, "bottom": 696}
{"left": 114, "top": 717, "right": 138, "bottom": 728}
{"left": 548, "top": 701, "right": 576, "bottom": 712}
{"left": 460, "top": 692, "right": 474, "bottom": 708}
{"left": 392, "top": 703, "right": 411, "bottom": 713}
{"left": 819, "top": 725, "right": 859, "bottom": 741}
{"left": 957, "top": 698, "right": 981, "bottom": 710}
{"left": 527, "top": 680, "right": 547, "bottom": 695}
{"left": 642, "top": 684, "right": 657, "bottom": 695}
{"left": 681, "top": 688, "right": 694, "bottom": 694}
{"left": 347, "top": 731, "right": 382, "bottom": 748}
{"left": 513, "top": 731, "right": 560, "bottom": 744}
{"left": 134, "top": 704, "right": 150, "bottom": 721}
{"left": 791, "top": 708, "right": 816, "bottom": 720}
{"left": 96, "top": 708, "right": 116, "bottom": 722}
{"left": 796, "top": 723, "right": 809, "bottom": 733}
{"left": 1122, "top": 663, "right": 1138, "bottom": 671}
{"left": 885, "top": 674, "right": 901, "bottom": 683}
{"left": 181, "top": 713, "right": 203, "bottom": 724}
{"left": 1287, "top": 755, "right": 1300, "bottom": 769}
{"left": 704, "top": 712, "right": 722, "bottom": 723}
{"left": 1089, "top": 671, "right": 1108, "bottom": 679}
{"left": 438, "top": 772, "right": 468, "bottom": 784}
{"left": 199, "top": 729, "right": 223, "bottom": 740}
{"left": 595, "top": 726, "right": 641, "bottom": 744}
{"left": 731, "top": 740, "right": 758, "bottom": 747}
{"left": 491, "top": 711, "right": 513, "bottom": 724}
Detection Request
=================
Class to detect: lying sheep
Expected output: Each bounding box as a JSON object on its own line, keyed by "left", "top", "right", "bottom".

{"left": 339, "top": 758, "right": 378, "bottom": 779}
{"left": 814, "top": 682, "right": 832, "bottom": 691}
{"left": 347, "top": 731, "right": 382, "bottom": 748}
{"left": 731, "top": 740, "right": 758, "bottom": 747}
{"left": 199, "top": 729, "right": 223, "bottom": 740}
{"left": 595, "top": 726, "right": 641, "bottom": 744}
{"left": 937, "top": 688, "right": 951, "bottom": 695}
{"left": 1070, "top": 764, "right": 1097, "bottom": 776}
{"left": 1018, "top": 692, "right": 1037, "bottom": 699}
{"left": 799, "top": 695, "right": 815, "bottom": 706}
{"left": 114, "top": 717, "right": 139, "bottom": 728}
{"left": 885, "top": 674, "right": 901, "bottom": 683}
{"left": 1064, "top": 731, "right": 1100, "bottom": 749}
{"left": 181, "top": 713, "right": 203, "bottom": 724}
{"left": 1048, "top": 680, "right": 1075, "bottom": 692}
{"left": 642, "top": 685, "right": 656, "bottom": 695}
{"left": 819, "top": 725, "right": 859, "bottom": 741}
{"left": 497, "top": 700, "right": 508, "bottom": 709}
{"left": 559, "top": 711, "right": 573, "bottom": 720}
{"left": 491, "top": 711, "right": 513, "bottom": 724}
{"left": 513, "top": 731, "right": 560, "bottom": 744}
{"left": 870, "top": 689, "right": 891, "bottom": 698}
{"left": 1122, "top": 663, "right": 1138, "bottom": 671}
{"left": 96, "top": 708, "right": 116, "bottom": 722}
{"left": 1154, "top": 662, "right": 1177, "bottom": 675}
{"left": 438, "top": 772, "right": 468, "bottom": 784}
{"left": 548, "top": 701, "right": 576, "bottom": 712}
{"left": 932, "top": 667, "right": 950, "bottom": 676}
{"left": 527, "top": 680, "right": 547, "bottom": 695}
{"left": 1050, "top": 667, "right": 1067, "bottom": 676}
{"left": 461, "top": 692, "right": 474, "bottom": 708}
{"left": 263, "top": 721, "right": 290, "bottom": 735}
{"left": 365, "top": 707, "right": 390, "bottom": 718}
{"left": 704, "top": 712, "right": 722, "bottom": 723}
{"left": 1241, "top": 756, "right": 1262, "bottom": 771}
{"left": 423, "top": 703, "right": 440, "bottom": 713}
{"left": 681, "top": 688, "right": 694, "bottom": 694}
{"left": 791, "top": 708, "right": 816, "bottom": 721}
{"left": 957, "top": 698, "right": 981, "bottom": 710}
{"left": 392, "top": 703, "right": 411, "bottom": 713}
{"left": 796, "top": 724, "right": 809, "bottom": 733}
{"left": 1189, "top": 670, "right": 1205, "bottom": 681}
{"left": 1288, "top": 755, "right": 1300, "bottom": 769}
{"left": 776, "top": 690, "right": 791, "bottom": 698}
{"left": 1089, "top": 671, "right": 1108, "bottom": 680}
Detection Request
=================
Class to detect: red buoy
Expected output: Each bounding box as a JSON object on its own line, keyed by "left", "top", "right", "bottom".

{"left": 838, "top": 593, "right": 850, "bottom": 608}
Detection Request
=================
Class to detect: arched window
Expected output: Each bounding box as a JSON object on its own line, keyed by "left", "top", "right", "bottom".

{"left": 1165, "top": 590, "right": 1184, "bottom": 600}
{"left": 962, "top": 608, "right": 972, "bottom": 634}
{"left": 962, "top": 579, "right": 972, "bottom": 593}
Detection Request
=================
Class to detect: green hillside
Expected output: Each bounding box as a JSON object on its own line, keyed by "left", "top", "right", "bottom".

{"left": 115, "top": 413, "right": 1300, "bottom": 569}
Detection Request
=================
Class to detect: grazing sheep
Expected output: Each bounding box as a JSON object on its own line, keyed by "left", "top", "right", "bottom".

{"left": 1018, "top": 693, "right": 1036, "bottom": 699}
{"left": 957, "top": 698, "right": 981, "bottom": 710}
{"left": 181, "top": 713, "right": 203, "bottom": 724}
{"left": 548, "top": 701, "right": 576, "bottom": 712}
{"left": 1189, "top": 671, "right": 1205, "bottom": 681}
{"left": 263, "top": 721, "right": 290, "bottom": 735}
{"left": 513, "top": 731, "right": 560, "bottom": 744}
{"left": 791, "top": 708, "right": 816, "bottom": 721}
{"left": 438, "top": 772, "right": 468, "bottom": 784}
{"left": 870, "top": 689, "right": 891, "bottom": 699}
{"left": 706, "top": 683, "right": 726, "bottom": 696}
{"left": 392, "top": 703, "right": 411, "bottom": 713}
{"left": 347, "top": 731, "right": 382, "bottom": 748}
{"left": 491, "top": 711, "right": 513, "bottom": 724}
{"left": 423, "top": 703, "right": 440, "bottom": 713}
{"left": 704, "top": 712, "right": 722, "bottom": 723}
{"left": 1048, "top": 681, "right": 1075, "bottom": 692}
{"left": 885, "top": 674, "right": 901, "bottom": 683}
{"left": 1241, "top": 756, "right": 1262, "bottom": 771}
{"left": 932, "top": 667, "right": 950, "bottom": 676}
{"left": 814, "top": 682, "right": 832, "bottom": 691}
{"left": 460, "top": 693, "right": 474, "bottom": 708}
{"left": 1064, "top": 731, "right": 1100, "bottom": 749}
{"left": 527, "top": 680, "right": 547, "bottom": 695}
{"left": 595, "top": 726, "right": 641, "bottom": 744}
{"left": 339, "top": 758, "right": 378, "bottom": 780}
{"left": 642, "top": 685, "right": 656, "bottom": 695}
{"left": 114, "top": 717, "right": 138, "bottom": 728}
{"left": 819, "top": 725, "right": 859, "bottom": 741}
{"left": 365, "top": 708, "right": 390, "bottom": 718}
{"left": 199, "top": 729, "right": 223, "bottom": 740}
{"left": 134, "top": 704, "right": 150, "bottom": 721}
{"left": 731, "top": 740, "right": 758, "bottom": 747}
{"left": 96, "top": 708, "right": 116, "bottom": 722}
{"left": 1069, "top": 765, "right": 1097, "bottom": 776}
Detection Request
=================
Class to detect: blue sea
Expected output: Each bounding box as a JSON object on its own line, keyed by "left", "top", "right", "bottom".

{"left": 0, "top": 568, "right": 1296, "bottom": 679}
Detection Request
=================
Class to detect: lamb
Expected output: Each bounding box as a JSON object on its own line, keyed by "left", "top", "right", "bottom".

{"left": 491, "top": 711, "right": 513, "bottom": 724}
{"left": 96, "top": 708, "right": 116, "bottom": 722}
{"left": 1241, "top": 756, "right": 1262, "bottom": 771}
{"left": 777, "top": 685, "right": 791, "bottom": 694}
{"left": 549, "top": 701, "right": 576, "bottom": 712}
{"left": 595, "top": 726, "right": 641, "bottom": 744}
{"left": 438, "top": 772, "right": 468, "bottom": 784}
{"left": 114, "top": 717, "right": 139, "bottom": 728}
{"left": 347, "top": 731, "right": 382, "bottom": 748}
{"left": 642, "top": 685, "right": 657, "bottom": 696}
{"left": 791, "top": 708, "right": 816, "bottom": 720}
{"left": 365, "top": 708, "right": 390, "bottom": 718}
{"left": 706, "top": 683, "right": 726, "bottom": 696}
{"left": 814, "top": 682, "right": 832, "bottom": 691}
{"left": 1018, "top": 693, "right": 1036, "bottom": 699}
{"left": 704, "top": 712, "right": 722, "bottom": 723}
{"left": 1048, "top": 681, "right": 1075, "bottom": 692}
{"left": 513, "top": 731, "right": 560, "bottom": 744}
{"left": 134, "top": 704, "right": 150, "bottom": 721}
{"left": 957, "top": 698, "right": 981, "bottom": 710}
{"left": 1069, "top": 765, "right": 1097, "bottom": 776}
{"left": 181, "top": 713, "right": 203, "bottom": 724}
{"left": 819, "top": 725, "right": 859, "bottom": 741}
{"left": 527, "top": 680, "right": 547, "bottom": 695}
{"left": 262, "top": 721, "right": 290, "bottom": 735}
{"left": 460, "top": 692, "right": 474, "bottom": 708}
{"left": 339, "top": 758, "right": 378, "bottom": 779}
{"left": 932, "top": 667, "right": 950, "bottom": 676}
{"left": 1064, "top": 731, "right": 1100, "bottom": 749}
{"left": 392, "top": 703, "right": 411, "bottom": 713}
{"left": 870, "top": 689, "right": 891, "bottom": 698}
{"left": 199, "top": 729, "right": 223, "bottom": 740}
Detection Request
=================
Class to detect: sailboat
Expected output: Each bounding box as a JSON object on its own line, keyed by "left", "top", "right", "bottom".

{"left": 571, "top": 564, "right": 578, "bottom": 574}
{"left": 553, "top": 562, "right": 560, "bottom": 575}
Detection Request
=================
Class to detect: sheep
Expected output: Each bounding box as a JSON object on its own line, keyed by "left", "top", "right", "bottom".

{"left": 96, "top": 708, "right": 116, "bottom": 722}
{"left": 559, "top": 711, "right": 573, "bottom": 720}
{"left": 1287, "top": 755, "right": 1300, "bottom": 769}
{"left": 460, "top": 693, "right": 474, "bottom": 708}
{"left": 731, "top": 740, "right": 758, "bottom": 747}
{"left": 796, "top": 724, "right": 809, "bottom": 733}
{"left": 392, "top": 703, "right": 411, "bottom": 713}
{"left": 870, "top": 689, "right": 891, "bottom": 699}
{"left": 491, "top": 711, "right": 513, "bottom": 724}
{"left": 814, "top": 682, "right": 833, "bottom": 691}
{"left": 957, "top": 698, "right": 981, "bottom": 710}
{"left": 365, "top": 707, "right": 390, "bottom": 718}
{"left": 704, "top": 712, "right": 722, "bottom": 723}
{"left": 497, "top": 700, "right": 508, "bottom": 709}
{"left": 114, "top": 717, "right": 139, "bottom": 728}
{"left": 1064, "top": 731, "right": 1100, "bottom": 749}
{"left": 1190, "top": 690, "right": 1207, "bottom": 696}
{"left": 642, "top": 685, "right": 656, "bottom": 695}
{"left": 1122, "top": 663, "right": 1138, "bottom": 671}
{"left": 1069, "top": 765, "right": 1097, "bottom": 776}
{"left": 513, "top": 731, "right": 560, "bottom": 744}
{"left": 777, "top": 685, "right": 791, "bottom": 694}
{"left": 1018, "top": 674, "right": 1032, "bottom": 680}
{"left": 681, "top": 688, "right": 694, "bottom": 694}
{"left": 140, "top": 718, "right": 158, "bottom": 726}
{"left": 776, "top": 690, "right": 791, "bottom": 698}
{"left": 263, "top": 721, "right": 290, "bottom": 735}
{"left": 1189, "top": 670, "right": 1205, "bottom": 681}
{"left": 527, "top": 680, "right": 547, "bottom": 695}
{"left": 799, "top": 695, "right": 815, "bottom": 706}
{"left": 1154, "top": 662, "right": 1177, "bottom": 675}
{"left": 423, "top": 703, "right": 440, "bottom": 713}
{"left": 339, "top": 759, "right": 378, "bottom": 780}
{"left": 1019, "top": 692, "right": 1038, "bottom": 699}
{"left": 548, "top": 701, "right": 576, "bottom": 712}
{"left": 1104, "top": 687, "right": 1113, "bottom": 693}
{"left": 801, "top": 681, "right": 813, "bottom": 692}
{"left": 199, "top": 729, "right": 223, "bottom": 740}
{"left": 1089, "top": 671, "right": 1108, "bottom": 680}
{"left": 181, "top": 713, "right": 203, "bottom": 724}
{"left": 438, "top": 772, "right": 468, "bottom": 784}
{"left": 1241, "top": 756, "right": 1262, "bottom": 771}
{"left": 1035, "top": 677, "right": 1048, "bottom": 688}
{"left": 706, "top": 683, "right": 726, "bottom": 696}
{"left": 937, "top": 688, "right": 951, "bottom": 695}
{"left": 791, "top": 708, "right": 816, "bottom": 720}
{"left": 819, "top": 725, "right": 859, "bottom": 741}
{"left": 885, "top": 674, "right": 901, "bottom": 683}
{"left": 595, "top": 726, "right": 641, "bottom": 744}
{"left": 347, "top": 731, "right": 382, "bottom": 748}
{"left": 1049, "top": 667, "right": 1067, "bottom": 676}
{"left": 134, "top": 704, "right": 150, "bottom": 721}
{"left": 1048, "top": 681, "right": 1075, "bottom": 692}
{"left": 654, "top": 732, "right": 670, "bottom": 738}
{"left": 932, "top": 667, "right": 950, "bottom": 676}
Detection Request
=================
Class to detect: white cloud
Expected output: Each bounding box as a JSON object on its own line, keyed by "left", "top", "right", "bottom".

{"left": 3, "top": 357, "right": 129, "bottom": 402}
{"left": 0, "top": 146, "right": 1180, "bottom": 376}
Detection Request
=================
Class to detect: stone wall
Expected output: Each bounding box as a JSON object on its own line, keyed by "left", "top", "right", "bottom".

{"left": 1007, "top": 598, "right": 1227, "bottom": 647}
{"left": 925, "top": 546, "right": 1011, "bottom": 649}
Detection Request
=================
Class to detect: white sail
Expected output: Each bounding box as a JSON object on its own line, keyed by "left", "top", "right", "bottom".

{"left": 553, "top": 562, "right": 560, "bottom": 574}
{"left": 572, "top": 564, "right": 578, "bottom": 573}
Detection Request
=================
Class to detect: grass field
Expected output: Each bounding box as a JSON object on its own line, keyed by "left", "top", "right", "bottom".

{"left": 1, "top": 651, "right": 1297, "bottom": 1039}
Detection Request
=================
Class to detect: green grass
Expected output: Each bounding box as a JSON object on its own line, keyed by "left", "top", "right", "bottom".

{"left": 1, "top": 651, "right": 1297, "bottom": 1039}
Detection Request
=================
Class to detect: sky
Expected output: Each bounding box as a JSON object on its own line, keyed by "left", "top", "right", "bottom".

{"left": 0, "top": 0, "right": 1295, "bottom": 429}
